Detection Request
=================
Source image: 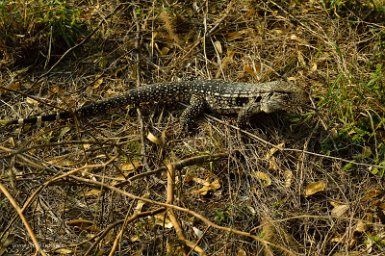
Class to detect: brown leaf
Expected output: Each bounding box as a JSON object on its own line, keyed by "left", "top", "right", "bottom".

{"left": 263, "top": 143, "right": 284, "bottom": 160}
{"left": 304, "top": 181, "right": 326, "bottom": 197}
{"left": 331, "top": 204, "right": 349, "bottom": 217}
{"left": 66, "top": 219, "right": 99, "bottom": 232}
{"left": 81, "top": 189, "right": 102, "bottom": 198}
{"left": 268, "top": 156, "right": 279, "bottom": 172}
{"left": 147, "top": 132, "right": 163, "bottom": 145}
{"left": 54, "top": 248, "right": 73, "bottom": 254}
{"left": 92, "top": 77, "right": 103, "bottom": 89}
{"left": 254, "top": 171, "right": 272, "bottom": 187}
{"left": 48, "top": 156, "right": 76, "bottom": 167}
{"left": 284, "top": 170, "right": 294, "bottom": 188}
{"left": 120, "top": 160, "right": 142, "bottom": 172}
{"left": 192, "top": 178, "right": 221, "bottom": 196}
{"left": 154, "top": 213, "right": 173, "bottom": 228}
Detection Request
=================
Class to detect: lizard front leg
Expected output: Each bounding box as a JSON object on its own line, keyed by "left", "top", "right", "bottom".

{"left": 180, "top": 94, "right": 208, "bottom": 130}
{"left": 237, "top": 101, "right": 262, "bottom": 127}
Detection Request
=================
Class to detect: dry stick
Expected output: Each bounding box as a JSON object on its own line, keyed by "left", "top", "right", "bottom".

{"left": 165, "top": 162, "right": 206, "bottom": 255}
{"left": 132, "top": 7, "right": 151, "bottom": 173}
{"left": 6, "top": 152, "right": 289, "bottom": 253}
{"left": 0, "top": 183, "right": 48, "bottom": 256}
{"left": 207, "top": 1, "right": 234, "bottom": 34}
{"left": 1, "top": 156, "right": 157, "bottom": 256}
{"left": 38, "top": 3, "right": 126, "bottom": 78}
{"left": 84, "top": 220, "right": 122, "bottom": 256}
{"left": 4, "top": 151, "right": 224, "bottom": 226}
{"left": 123, "top": 153, "right": 227, "bottom": 185}
{"left": 82, "top": 208, "right": 164, "bottom": 256}
{"left": 1, "top": 161, "right": 116, "bottom": 253}
{"left": 0, "top": 86, "right": 69, "bottom": 115}
{"left": 34, "top": 161, "right": 116, "bottom": 207}
{"left": 70, "top": 176, "right": 296, "bottom": 255}
{"left": 0, "top": 140, "right": 139, "bottom": 160}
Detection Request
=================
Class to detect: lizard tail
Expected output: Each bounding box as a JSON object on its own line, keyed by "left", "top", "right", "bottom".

{"left": 1, "top": 111, "right": 73, "bottom": 126}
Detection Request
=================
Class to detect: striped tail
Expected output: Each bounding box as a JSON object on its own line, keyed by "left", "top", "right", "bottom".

{"left": 1, "top": 111, "right": 73, "bottom": 126}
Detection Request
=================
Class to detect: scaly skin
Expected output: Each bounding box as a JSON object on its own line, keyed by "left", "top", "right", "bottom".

{"left": 0, "top": 80, "right": 304, "bottom": 128}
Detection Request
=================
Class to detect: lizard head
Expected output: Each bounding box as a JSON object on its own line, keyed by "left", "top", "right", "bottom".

{"left": 260, "top": 89, "right": 305, "bottom": 113}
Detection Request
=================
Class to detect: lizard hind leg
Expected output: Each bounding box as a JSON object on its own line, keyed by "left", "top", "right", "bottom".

{"left": 180, "top": 94, "right": 208, "bottom": 131}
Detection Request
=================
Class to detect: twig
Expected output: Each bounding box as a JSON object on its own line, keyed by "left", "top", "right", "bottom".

{"left": 120, "top": 153, "right": 227, "bottom": 186}
{"left": 165, "top": 162, "right": 206, "bottom": 255}
{"left": 0, "top": 183, "right": 48, "bottom": 256}
{"left": 83, "top": 208, "right": 164, "bottom": 256}
{"left": 70, "top": 176, "right": 297, "bottom": 255}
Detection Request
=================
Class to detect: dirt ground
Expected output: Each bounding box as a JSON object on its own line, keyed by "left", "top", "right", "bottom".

{"left": 1, "top": 1, "right": 385, "bottom": 255}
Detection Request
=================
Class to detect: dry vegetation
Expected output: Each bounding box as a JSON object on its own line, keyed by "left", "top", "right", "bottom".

{"left": 1, "top": 0, "right": 385, "bottom": 255}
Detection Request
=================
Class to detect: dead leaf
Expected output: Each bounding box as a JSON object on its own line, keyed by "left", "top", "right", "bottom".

{"left": 134, "top": 193, "right": 149, "bottom": 213}
{"left": 81, "top": 189, "right": 102, "bottom": 198}
{"left": 243, "top": 63, "right": 255, "bottom": 76}
{"left": 58, "top": 126, "right": 72, "bottom": 139}
{"left": 290, "top": 34, "right": 307, "bottom": 44}
{"left": 226, "top": 28, "right": 255, "bottom": 41}
{"left": 130, "top": 235, "right": 141, "bottom": 242}
{"left": 154, "top": 213, "right": 173, "bottom": 228}
{"left": 192, "top": 227, "right": 203, "bottom": 238}
{"left": 254, "top": 171, "right": 272, "bottom": 187}
{"left": 6, "top": 81, "right": 21, "bottom": 91}
{"left": 159, "top": 46, "right": 170, "bottom": 56}
{"left": 192, "top": 178, "right": 221, "bottom": 196}
{"left": 284, "top": 170, "right": 293, "bottom": 188}
{"left": 93, "top": 77, "right": 103, "bottom": 89}
{"left": 331, "top": 233, "right": 344, "bottom": 243}
{"left": 304, "top": 181, "right": 326, "bottom": 197}
{"left": 26, "top": 97, "right": 40, "bottom": 107}
{"left": 267, "top": 156, "right": 279, "bottom": 172}
{"left": 82, "top": 143, "right": 91, "bottom": 150}
{"left": 263, "top": 143, "right": 284, "bottom": 160}
{"left": 54, "top": 248, "right": 73, "bottom": 254}
{"left": 66, "top": 219, "right": 99, "bottom": 232}
{"left": 213, "top": 40, "right": 223, "bottom": 54}
{"left": 331, "top": 233, "right": 356, "bottom": 248}
{"left": 355, "top": 220, "right": 366, "bottom": 233}
{"left": 297, "top": 51, "right": 306, "bottom": 67}
{"left": 310, "top": 62, "right": 318, "bottom": 72}
{"left": 147, "top": 132, "right": 163, "bottom": 145}
{"left": 331, "top": 204, "right": 349, "bottom": 217}
{"left": 120, "top": 160, "right": 142, "bottom": 173}
{"left": 48, "top": 156, "right": 75, "bottom": 167}
{"left": 237, "top": 248, "right": 247, "bottom": 256}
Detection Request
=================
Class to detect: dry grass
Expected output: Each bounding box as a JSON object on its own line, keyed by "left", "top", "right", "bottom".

{"left": 1, "top": 0, "right": 385, "bottom": 255}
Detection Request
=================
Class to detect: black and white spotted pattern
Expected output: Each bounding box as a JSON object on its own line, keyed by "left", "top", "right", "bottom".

{"left": 1, "top": 80, "right": 303, "bottom": 128}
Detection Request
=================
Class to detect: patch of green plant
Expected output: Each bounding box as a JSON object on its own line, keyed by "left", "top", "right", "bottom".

{"left": 214, "top": 209, "right": 228, "bottom": 224}
{"left": 320, "top": 70, "right": 385, "bottom": 176}
{"left": 365, "top": 64, "right": 384, "bottom": 102}
{"left": 323, "top": 0, "right": 385, "bottom": 22}
{"left": 365, "top": 234, "right": 385, "bottom": 250}
{"left": 0, "top": 0, "right": 87, "bottom": 66}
